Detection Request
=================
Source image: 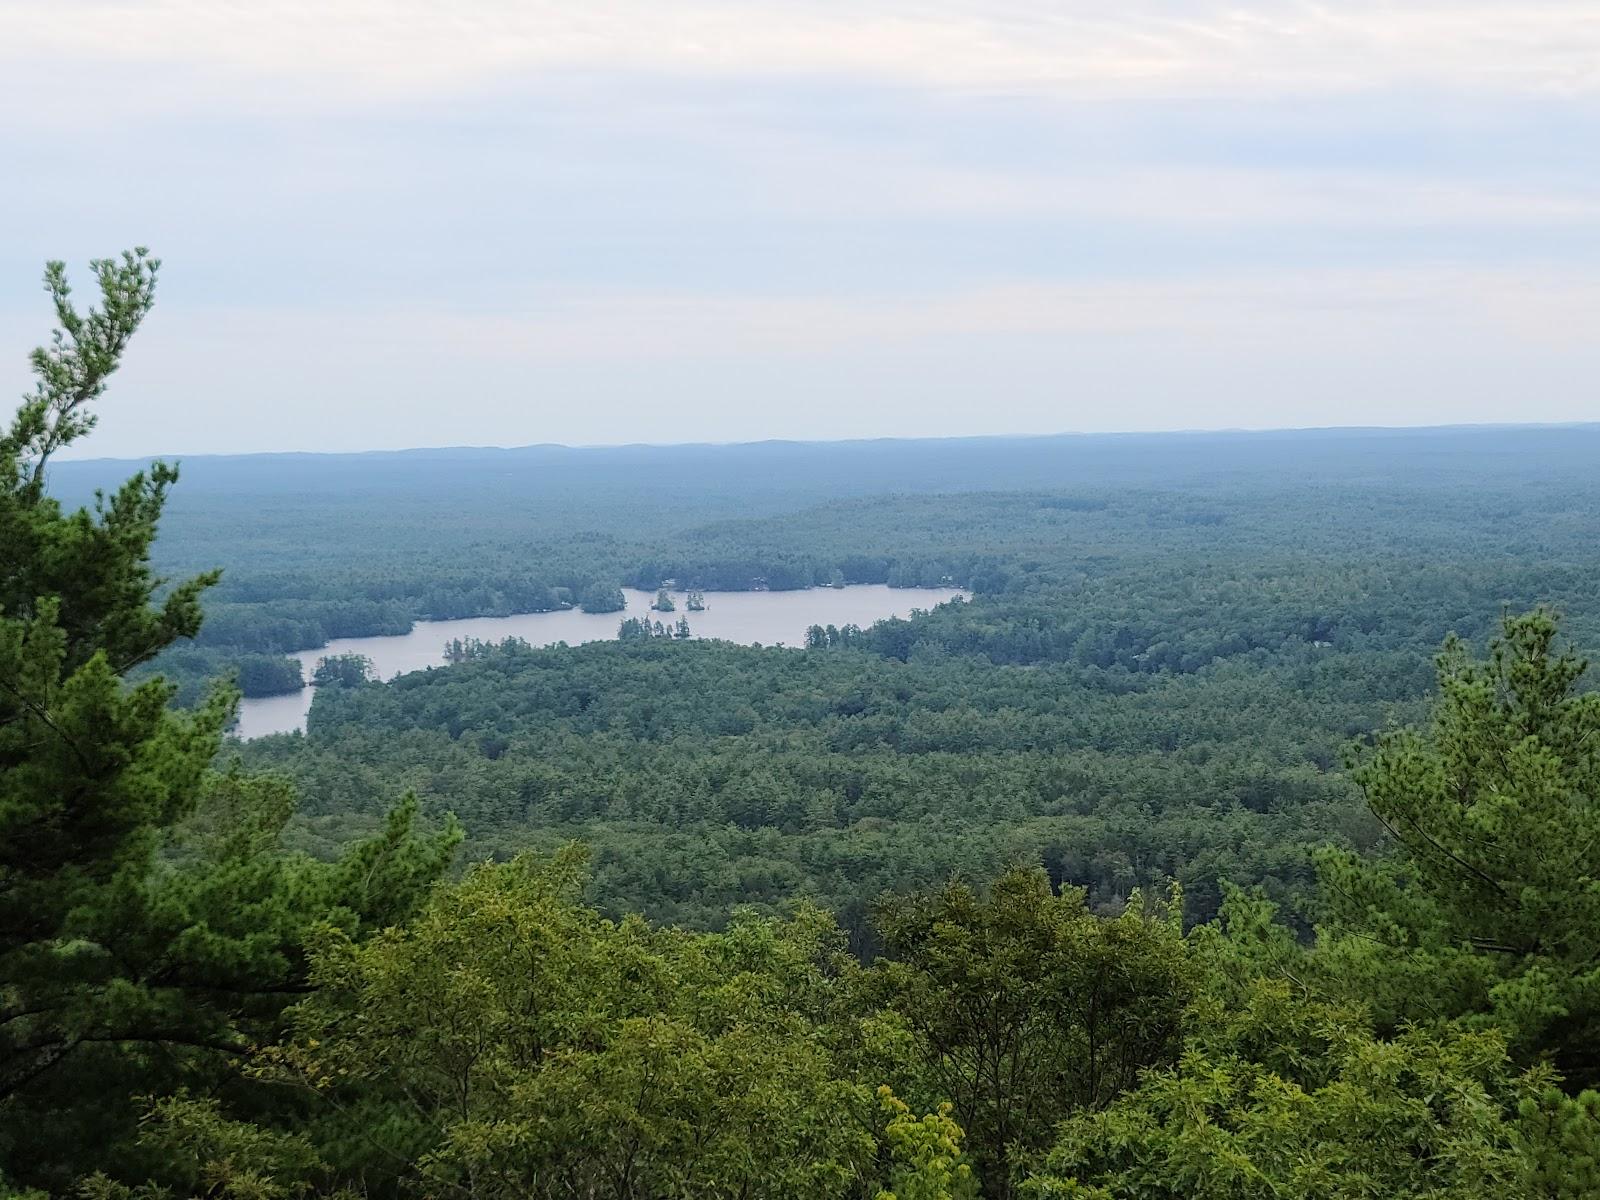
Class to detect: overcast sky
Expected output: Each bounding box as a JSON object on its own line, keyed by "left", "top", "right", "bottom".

{"left": 5, "top": 2, "right": 1599, "bottom": 457}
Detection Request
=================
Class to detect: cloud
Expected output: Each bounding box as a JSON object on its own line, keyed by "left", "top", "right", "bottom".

{"left": 336, "top": 265, "right": 1600, "bottom": 358}
{"left": 29, "top": 262, "right": 1597, "bottom": 382}
{"left": 8, "top": 0, "right": 1600, "bottom": 114}
{"left": 733, "top": 149, "right": 1600, "bottom": 229}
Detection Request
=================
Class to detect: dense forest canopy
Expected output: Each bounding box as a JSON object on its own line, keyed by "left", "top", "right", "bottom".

{"left": 77, "top": 421, "right": 1594, "bottom": 937}
{"left": 45, "top": 422, "right": 1600, "bottom": 706}
{"left": 8, "top": 254, "right": 1600, "bottom": 1196}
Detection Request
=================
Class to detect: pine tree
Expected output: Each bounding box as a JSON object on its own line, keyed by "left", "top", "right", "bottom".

{"left": 0, "top": 253, "right": 459, "bottom": 1189}
{"left": 1, "top": 251, "right": 230, "bottom": 1103}
{"left": 1316, "top": 610, "right": 1600, "bottom": 1088}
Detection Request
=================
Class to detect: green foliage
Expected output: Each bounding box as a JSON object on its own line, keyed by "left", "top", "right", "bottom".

{"left": 1027, "top": 911, "right": 1600, "bottom": 1199}
{"left": 1, "top": 250, "right": 231, "bottom": 1139}
{"left": 75, "top": 391, "right": 1600, "bottom": 948}
{"left": 1028, "top": 991, "right": 1540, "bottom": 1199}
{"left": 252, "top": 636, "right": 1362, "bottom": 938}
{"left": 876, "top": 1086, "right": 977, "bottom": 1200}
{"left": 579, "top": 581, "right": 626, "bottom": 613}
{"left": 1317, "top": 610, "right": 1600, "bottom": 1086}
{"left": 49, "top": 419, "right": 1597, "bottom": 695}
{"left": 1519, "top": 1087, "right": 1600, "bottom": 1198}
{"left": 233, "top": 654, "right": 305, "bottom": 697}
{"left": 1024, "top": 638, "right": 1600, "bottom": 1200}
{"left": 5, "top": 250, "right": 159, "bottom": 496}
{"left": 869, "top": 870, "right": 1193, "bottom": 1198}
{"left": 310, "top": 654, "right": 373, "bottom": 689}
{"left": 0, "top": 255, "right": 458, "bottom": 1192}
{"left": 79, "top": 1094, "right": 333, "bottom": 1200}
{"left": 618, "top": 615, "right": 682, "bottom": 641}
{"left": 259, "top": 849, "right": 953, "bottom": 1199}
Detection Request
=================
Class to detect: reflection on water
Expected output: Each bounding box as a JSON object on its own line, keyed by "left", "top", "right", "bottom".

{"left": 231, "top": 585, "right": 963, "bottom": 739}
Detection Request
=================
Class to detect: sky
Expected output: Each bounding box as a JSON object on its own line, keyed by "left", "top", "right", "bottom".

{"left": 3, "top": 2, "right": 1599, "bottom": 457}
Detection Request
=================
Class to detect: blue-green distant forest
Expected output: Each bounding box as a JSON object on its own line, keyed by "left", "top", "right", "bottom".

{"left": 51, "top": 424, "right": 1600, "bottom": 934}
{"left": 12, "top": 254, "right": 1600, "bottom": 1197}
{"left": 52, "top": 423, "right": 1600, "bottom": 683}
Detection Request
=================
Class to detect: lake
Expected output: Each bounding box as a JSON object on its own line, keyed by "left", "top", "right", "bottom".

{"left": 231, "top": 584, "right": 964, "bottom": 738}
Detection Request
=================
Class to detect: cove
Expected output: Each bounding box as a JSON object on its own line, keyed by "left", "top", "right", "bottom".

{"left": 231, "top": 584, "right": 964, "bottom": 739}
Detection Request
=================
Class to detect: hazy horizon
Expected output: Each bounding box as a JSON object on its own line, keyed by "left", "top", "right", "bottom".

{"left": 46, "top": 418, "right": 1600, "bottom": 468}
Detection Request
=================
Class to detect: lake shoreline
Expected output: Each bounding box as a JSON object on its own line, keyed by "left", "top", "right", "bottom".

{"left": 244, "top": 582, "right": 960, "bottom": 691}
{"left": 231, "top": 584, "right": 964, "bottom": 739}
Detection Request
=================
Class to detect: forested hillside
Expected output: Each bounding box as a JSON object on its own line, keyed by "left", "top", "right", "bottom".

{"left": 9, "top": 255, "right": 1600, "bottom": 1197}
{"left": 138, "top": 423, "right": 1598, "bottom": 934}
{"left": 50, "top": 422, "right": 1600, "bottom": 703}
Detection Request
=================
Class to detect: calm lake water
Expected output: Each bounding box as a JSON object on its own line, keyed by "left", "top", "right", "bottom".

{"left": 231, "top": 585, "right": 963, "bottom": 739}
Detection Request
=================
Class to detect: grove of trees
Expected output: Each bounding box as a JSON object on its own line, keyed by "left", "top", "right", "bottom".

{"left": 8, "top": 253, "right": 1600, "bottom": 1197}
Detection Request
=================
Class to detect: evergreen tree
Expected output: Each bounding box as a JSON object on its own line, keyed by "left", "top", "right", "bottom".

{"left": 1030, "top": 886, "right": 1600, "bottom": 1199}
{"left": 1, "top": 250, "right": 230, "bottom": 1109}
{"left": 1316, "top": 611, "right": 1600, "bottom": 1087}
{"left": 0, "top": 253, "right": 458, "bottom": 1190}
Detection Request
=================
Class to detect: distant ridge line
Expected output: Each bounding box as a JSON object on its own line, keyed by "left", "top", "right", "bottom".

{"left": 53, "top": 421, "right": 1600, "bottom": 468}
